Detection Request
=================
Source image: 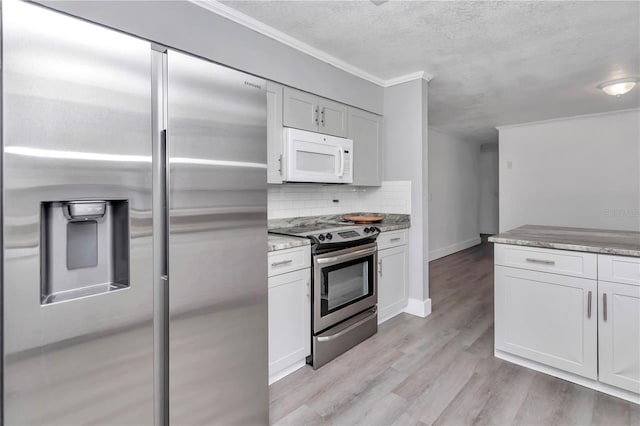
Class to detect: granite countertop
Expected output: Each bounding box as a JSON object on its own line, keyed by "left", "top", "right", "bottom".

{"left": 488, "top": 225, "right": 640, "bottom": 257}
{"left": 268, "top": 213, "right": 410, "bottom": 233}
{"left": 268, "top": 234, "right": 310, "bottom": 252}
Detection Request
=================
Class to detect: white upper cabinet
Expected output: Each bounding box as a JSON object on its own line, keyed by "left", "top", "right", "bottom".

{"left": 271, "top": 85, "right": 382, "bottom": 185}
{"left": 347, "top": 107, "right": 383, "bottom": 187}
{"left": 319, "top": 97, "right": 348, "bottom": 138}
{"left": 283, "top": 87, "right": 347, "bottom": 137}
{"left": 283, "top": 87, "right": 318, "bottom": 133}
{"left": 267, "top": 81, "right": 284, "bottom": 184}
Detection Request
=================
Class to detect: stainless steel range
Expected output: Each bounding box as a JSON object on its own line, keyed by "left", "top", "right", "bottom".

{"left": 270, "top": 223, "right": 380, "bottom": 369}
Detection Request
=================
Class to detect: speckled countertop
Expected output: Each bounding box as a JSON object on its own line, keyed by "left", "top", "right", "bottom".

{"left": 268, "top": 234, "right": 310, "bottom": 253}
{"left": 489, "top": 225, "right": 640, "bottom": 257}
{"left": 268, "top": 213, "right": 410, "bottom": 233}
{"left": 267, "top": 213, "right": 410, "bottom": 252}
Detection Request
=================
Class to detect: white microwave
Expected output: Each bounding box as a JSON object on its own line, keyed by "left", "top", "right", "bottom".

{"left": 282, "top": 128, "right": 353, "bottom": 184}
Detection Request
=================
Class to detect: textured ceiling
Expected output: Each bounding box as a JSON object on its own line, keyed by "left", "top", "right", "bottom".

{"left": 219, "top": 0, "right": 640, "bottom": 144}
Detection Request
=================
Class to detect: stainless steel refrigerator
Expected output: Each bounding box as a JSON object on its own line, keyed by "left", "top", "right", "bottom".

{"left": 1, "top": 1, "right": 268, "bottom": 424}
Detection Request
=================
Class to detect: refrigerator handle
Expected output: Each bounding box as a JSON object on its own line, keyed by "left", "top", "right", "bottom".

{"left": 151, "top": 47, "right": 169, "bottom": 426}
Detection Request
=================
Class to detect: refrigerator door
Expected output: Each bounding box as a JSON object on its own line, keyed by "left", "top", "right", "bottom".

{"left": 167, "top": 50, "right": 268, "bottom": 424}
{"left": 2, "top": 1, "right": 153, "bottom": 424}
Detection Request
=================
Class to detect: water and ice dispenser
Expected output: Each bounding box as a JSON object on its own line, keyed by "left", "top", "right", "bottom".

{"left": 40, "top": 200, "right": 130, "bottom": 304}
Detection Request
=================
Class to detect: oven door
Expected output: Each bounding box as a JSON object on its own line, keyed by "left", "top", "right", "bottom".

{"left": 313, "top": 242, "right": 377, "bottom": 333}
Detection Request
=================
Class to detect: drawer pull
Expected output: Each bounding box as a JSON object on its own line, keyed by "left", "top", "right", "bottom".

{"left": 390, "top": 237, "right": 401, "bottom": 242}
{"left": 587, "top": 291, "right": 592, "bottom": 319}
{"left": 525, "top": 258, "right": 556, "bottom": 265}
{"left": 317, "top": 307, "right": 377, "bottom": 342}
{"left": 271, "top": 259, "right": 293, "bottom": 267}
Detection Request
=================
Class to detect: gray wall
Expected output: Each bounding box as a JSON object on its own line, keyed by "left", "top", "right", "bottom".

{"left": 383, "top": 79, "right": 429, "bottom": 306}
{"left": 36, "top": 0, "right": 384, "bottom": 114}
{"left": 478, "top": 144, "right": 499, "bottom": 235}
{"left": 499, "top": 109, "right": 640, "bottom": 232}
{"left": 428, "top": 128, "right": 481, "bottom": 260}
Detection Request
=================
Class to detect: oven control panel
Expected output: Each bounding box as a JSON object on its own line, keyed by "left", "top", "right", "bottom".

{"left": 311, "top": 226, "right": 379, "bottom": 244}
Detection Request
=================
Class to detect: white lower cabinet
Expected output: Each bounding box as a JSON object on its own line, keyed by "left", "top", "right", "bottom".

{"left": 598, "top": 280, "right": 640, "bottom": 394}
{"left": 494, "top": 244, "right": 640, "bottom": 403}
{"left": 495, "top": 265, "right": 597, "bottom": 379}
{"left": 377, "top": 230, "right": 409, "bottom": 324}
{"left": 268, "top": 247, "right": 311, "bottom": 384}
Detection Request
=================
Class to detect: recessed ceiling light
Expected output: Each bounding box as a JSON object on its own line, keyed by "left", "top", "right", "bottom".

{"left": 370, "top": 0, "right": 389, "bottom": 6}
{"left": 598, "top": 77, "right": 639, "bottom": 97}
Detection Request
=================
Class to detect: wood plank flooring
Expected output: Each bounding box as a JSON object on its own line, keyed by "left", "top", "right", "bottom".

{"left": 269, "top": 240, "right": 640, "bottom": 425}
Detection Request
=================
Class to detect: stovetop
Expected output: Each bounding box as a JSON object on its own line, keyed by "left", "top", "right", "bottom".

{"left": 269, "top": 222, "right": 380, "bottom": 247}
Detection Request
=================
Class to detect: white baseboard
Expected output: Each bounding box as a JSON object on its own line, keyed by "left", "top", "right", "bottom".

{"left": 378, "top": 300, "right": 409, "bottom": 324}
{"left": 495, "top": 350, "right": 640, "bottom": 405}
{"left": 268, "top": 359, "right": 307, "bottom": 385}
{"left": 404, "top": 298, "right": 432, "bottom": 318}
{"left": 429, "top": 237, "right": 481, "bottom": 261}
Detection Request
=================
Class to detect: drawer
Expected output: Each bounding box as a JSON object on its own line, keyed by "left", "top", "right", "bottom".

{"left": 377, "top": 229, "right": 408, "bottom": 250}
{"left": 494, "top": 244, "right": 597, "bottom": 279}
{"left": 598, "top": 255, "right": 640, "bottom": 286}
{"left": 268, "top": 246, "right": 311, "bottom": 277}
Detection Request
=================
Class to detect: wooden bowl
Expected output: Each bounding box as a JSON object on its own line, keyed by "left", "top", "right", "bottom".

{"left": 343, "top": 215, "right": 384, "bottom": 224}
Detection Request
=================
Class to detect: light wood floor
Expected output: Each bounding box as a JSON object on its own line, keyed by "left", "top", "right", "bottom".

{"left": 269, "top": 240, "right": 640, "bottom": 425}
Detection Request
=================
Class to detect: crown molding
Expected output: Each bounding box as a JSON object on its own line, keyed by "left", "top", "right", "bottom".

{"left": 495, "top": 107, "right": 640, "bottom": 130}
{"left": 191, "top": 0, "right": 432, "bottom": 88}
{"left": 384, "top": 71, "right": 433, "bottom": 87}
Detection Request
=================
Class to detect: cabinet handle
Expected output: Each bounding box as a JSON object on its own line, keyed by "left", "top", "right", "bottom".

{"left": 271, "top": 259, "right": 293, "bottom": 267}
{"left": 315, "top": 106, "right": 319, "bottom": 125}
{"left": 587, "top": 290, "right": 592, "bottom": 319}
{"left": 317, "top": 307, "right": 377, "bottom": 342}
{"left": 378, "top": 259, "right": 382, "bottom": 276}
{"left": 603, "top": 293, "right": 607, "bottom": 321}
{"left": 390, "top": 237, "right": 401, "bottom": 242}
{"left": 321, "top": 107, "right": 325, "bottom": 126}
{"left": 525, "top": 258, "right": 555, "bottom": 265}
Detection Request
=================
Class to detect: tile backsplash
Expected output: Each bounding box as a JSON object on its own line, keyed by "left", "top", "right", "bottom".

{"left": 268, "top": 181, "right": 411, "bottom": 219}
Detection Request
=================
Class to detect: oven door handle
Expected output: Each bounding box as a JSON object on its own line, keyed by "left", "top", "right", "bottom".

{"left": 317, "top": 307, "right": 377, "bottom": 342}
{"left": 315, "top": 245, "right": 377, "bottom": 265}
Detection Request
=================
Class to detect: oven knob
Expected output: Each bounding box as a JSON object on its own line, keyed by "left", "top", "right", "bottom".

{"left": 372, "top": 227, "right": 380, "bottom": 233}
{"left": 364, "top": 227, "right": 371, "bottom": 233}
{"left": 326, "top": 233, "right": 333, "bottom": 240}
{"left": 318, "top": 234, "right": 325, "bottom": 241}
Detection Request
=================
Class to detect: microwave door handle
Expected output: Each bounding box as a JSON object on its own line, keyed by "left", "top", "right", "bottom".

{"left": 338, "top": 148, "right": 345, "bottom": 177}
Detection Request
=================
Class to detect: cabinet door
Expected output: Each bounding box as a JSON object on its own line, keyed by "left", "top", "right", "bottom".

{"left": 495, "top": 266, "right": 597, "bottom": 379}
{"left": 348, "top": 107, "right": 382, "bottom": 186}
{"left": 378, "top": 245, "right": 408, "bottom": 323}
{"left": 283, "top": 87, "right": 319, "bottom": 133}
{"left": 319, "top": 97, "right": 348, "bottom": 137}
{"left": 267, "top": 81, "right": 284, "bottom": 184}
{"left": 268, "top": 268, "right": 311, "bottom": 383}
{"left": 599, "top": 281, "right": 640, "bottom": 394}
